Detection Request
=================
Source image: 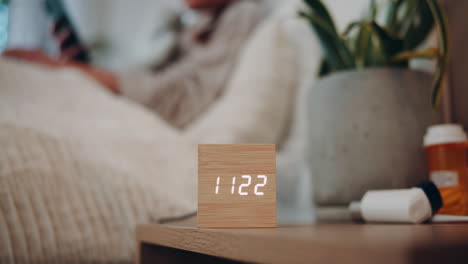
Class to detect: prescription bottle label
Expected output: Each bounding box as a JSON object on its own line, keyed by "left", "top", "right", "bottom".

{"left": 424, "top": 124, "right": 468, "bottom": 215}
{"left": 430, "top": 171, "right": 459, "bottom": 188}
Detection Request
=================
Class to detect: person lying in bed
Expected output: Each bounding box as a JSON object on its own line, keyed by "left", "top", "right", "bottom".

{"left": 3, "top": 0, "right": 264, "bottom": 128}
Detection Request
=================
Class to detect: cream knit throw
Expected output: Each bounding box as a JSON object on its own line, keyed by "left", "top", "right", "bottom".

{"left": 0, "top": 61, "right": 198, "bottom": 263}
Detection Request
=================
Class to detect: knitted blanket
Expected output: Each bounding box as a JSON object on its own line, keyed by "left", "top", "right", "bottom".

{"left": 0, "top": 60, "right": 198, "bottom": 263}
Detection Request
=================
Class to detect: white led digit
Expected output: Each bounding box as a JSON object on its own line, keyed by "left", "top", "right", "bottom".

{"left": 238, "top": 175, "right": 251, "bottom": 196}
{"left": 215, "top": 176, "right": 220, "bottom": 194}
{"left": 254, "top": 175, "right": 267, "bottom": 196}
{"left": 231, "top": 176, "right": 236, "bottom": 194}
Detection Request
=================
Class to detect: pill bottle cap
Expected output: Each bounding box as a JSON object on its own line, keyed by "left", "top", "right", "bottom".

{"left": 424, "top": 124, "right": 467, "bottom": 147}
{"left": 416, "top": 181, "right": 443, "bottom": 215}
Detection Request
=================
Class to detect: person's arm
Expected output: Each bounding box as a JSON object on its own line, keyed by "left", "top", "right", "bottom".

{"left": 3, "top": 49, "right": 120, "bottom": 94}
{"left": 187, "top": 0, "right": 233, "bottom": 9}
{"left": 119, "top": 1, "right": 263, "bottom": 128}
{"left": 3, "top": 0, "right": 119, "bottom": 94}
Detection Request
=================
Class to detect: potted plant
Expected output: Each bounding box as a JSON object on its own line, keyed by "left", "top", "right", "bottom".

{"left": 299, "top": 0, "right": 449, "bottom": 206}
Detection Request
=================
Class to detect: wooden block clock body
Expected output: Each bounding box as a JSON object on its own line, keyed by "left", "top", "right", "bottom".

{"left": 198, "top": 144, "right": 277, "bottom": 228}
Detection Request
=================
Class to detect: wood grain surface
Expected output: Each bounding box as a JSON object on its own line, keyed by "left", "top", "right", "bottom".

{"left": 137, "top": 220, "right": 468, "bottom": 264}
{"left": 198, "top": 144, "right": 276, "bottom": 228}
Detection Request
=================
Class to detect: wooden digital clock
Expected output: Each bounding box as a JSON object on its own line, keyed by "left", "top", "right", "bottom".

{"left": 198, "top": 144, "right": 277, "bottom": 228}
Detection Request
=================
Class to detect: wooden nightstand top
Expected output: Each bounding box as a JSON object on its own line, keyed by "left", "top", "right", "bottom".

{"left": 136, "top": 219, "right": 468, "bottom": 264}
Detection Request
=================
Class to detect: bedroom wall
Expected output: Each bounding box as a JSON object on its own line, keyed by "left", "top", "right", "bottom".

{"left": 444, "top": 0, "right": 468, "bottom": 128}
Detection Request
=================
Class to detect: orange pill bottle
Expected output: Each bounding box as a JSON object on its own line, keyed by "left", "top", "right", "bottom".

{"left": 424, "top": 124, "right": 468, "bottom": 215}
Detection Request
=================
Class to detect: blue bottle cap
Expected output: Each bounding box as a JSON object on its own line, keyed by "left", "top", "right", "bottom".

{"left": 416, "top": 181, "right": 443, "bottom": 215}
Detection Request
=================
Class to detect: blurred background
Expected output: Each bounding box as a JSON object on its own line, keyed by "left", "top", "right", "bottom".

{"left": 1, "top": 0, "right": 468, "bottom": 263}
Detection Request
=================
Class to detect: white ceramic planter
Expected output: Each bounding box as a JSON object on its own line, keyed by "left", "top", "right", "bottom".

{"left": 306, "top": 68, "right": 440, "bottom": 206}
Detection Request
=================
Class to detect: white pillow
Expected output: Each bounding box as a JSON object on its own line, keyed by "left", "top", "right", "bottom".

{"left": 185, "top": 15, "right": 298, "bottom": 148}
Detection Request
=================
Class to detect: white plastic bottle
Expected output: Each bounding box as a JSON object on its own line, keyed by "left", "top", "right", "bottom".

{"left": 349, "top": 181, "right": 442, "bottom": 224}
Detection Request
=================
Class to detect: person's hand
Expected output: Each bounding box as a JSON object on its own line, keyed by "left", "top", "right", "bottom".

{"left": 51, "top": 20, "right": 90, "bottom": 62}
{"left": 186, "top": 0, "right": 233, "bottom": 9}
{"left": 3, "top": 49, "right": 66, "bottom": 67}
{"left": 2, "top": 49, "right": 120, "bottom": 94}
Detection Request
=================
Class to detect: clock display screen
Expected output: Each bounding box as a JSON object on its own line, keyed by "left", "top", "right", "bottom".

{"left": 214, "top": 175, "right": 268, "bottom": 196}
{"left": 198, "top": 144, "right": 276, "bottom": 228}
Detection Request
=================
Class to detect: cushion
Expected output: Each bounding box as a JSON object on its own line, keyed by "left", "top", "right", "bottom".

{"left": 185, "top": 14, "right": 298, "bottom": 148}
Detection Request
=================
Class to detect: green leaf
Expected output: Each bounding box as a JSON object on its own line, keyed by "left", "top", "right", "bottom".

{"left": 370, "top": 22, "right": 404, "bottom": 54}
{"left": 384, "top": 0, "right": 404, "bottom": 28}
{"left": 390, "top": 48, "right": 440, "bottom": 63}
{"left": 347, "top": 21, "right": 406, "bottom": 67}
{"left": 318, "top": 60, "right": 331, "bottom": 77}
{"left": 303, "top": 0, "right": 338, "bottom": 34}
{"left": 395, "top": 0, "right": 421, "bottom": 37}
{"left": 404, "top": 0, "right": 434, "bottom": 50}
{"left": 367, "top": 21, "right": 405, "bottom": 60}
{"left": 355, "top": 22, "right": 373, "bottom": 67}
{"left": 299, "top": 10, "right": 354, "bottom": 71}
{"left": 298, "top": 11, "right": 336, "bottom": 36}
{"left": 426, "top": 0, "right": 449, "bottom": 107}
{"left": 369, "top": 0, "right": 378, "bottom": 20}
{"left": 342, "top": 21, "right": 362, "bottom": 37}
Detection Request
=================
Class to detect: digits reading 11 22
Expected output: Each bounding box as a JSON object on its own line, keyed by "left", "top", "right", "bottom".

{"left": 215, "top": 175, "right": 267, "bottom": 196}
